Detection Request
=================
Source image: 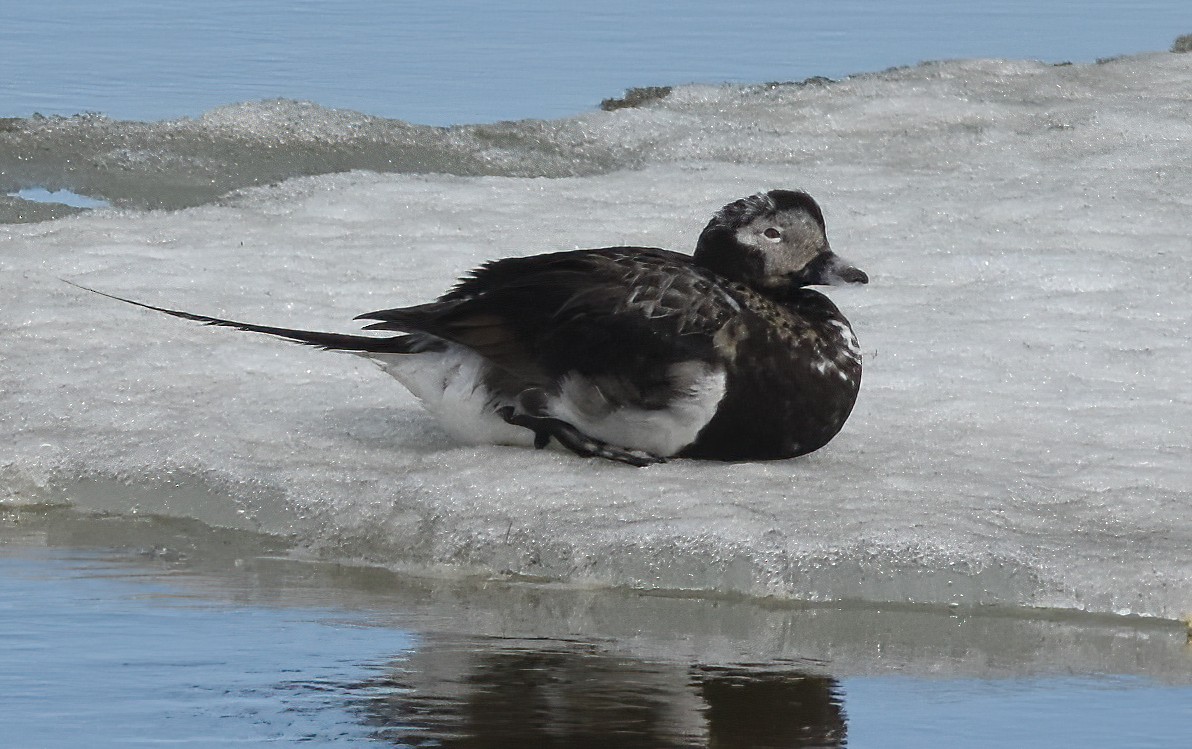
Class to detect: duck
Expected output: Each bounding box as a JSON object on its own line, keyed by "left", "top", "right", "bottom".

{"left": 79, "top": 190, "right": 867, "bottom": 466}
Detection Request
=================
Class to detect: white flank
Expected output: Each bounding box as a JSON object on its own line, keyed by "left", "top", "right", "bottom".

{"left": 546, "top": 362, "right": 727, "bottom": 457}
{"left": 364, "top": 347, "right": 534, "bottom": 448}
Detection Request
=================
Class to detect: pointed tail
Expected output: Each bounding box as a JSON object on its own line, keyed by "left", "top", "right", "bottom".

{"left": 65, "top": 280, "right": 432, "bottom": 354}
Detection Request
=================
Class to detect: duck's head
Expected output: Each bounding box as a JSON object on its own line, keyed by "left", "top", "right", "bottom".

{"left": 694, "top": 190, "right": 868, "bottom": 292}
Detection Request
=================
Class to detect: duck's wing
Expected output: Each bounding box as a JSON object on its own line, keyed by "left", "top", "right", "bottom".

{"left": 355, "top": 248, "right": 739, "bottom": 383}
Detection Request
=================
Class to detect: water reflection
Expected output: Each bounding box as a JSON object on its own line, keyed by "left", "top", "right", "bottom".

{"left": 349, "top": 638, "right": 844, "bottom": 748}
{"left": 695, "top": 665, "right": 845, "bottom": 748}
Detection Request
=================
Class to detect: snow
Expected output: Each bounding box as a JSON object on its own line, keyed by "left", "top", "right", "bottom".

{"left": 2, "top": 52, "right": 1191, "bottom": 619}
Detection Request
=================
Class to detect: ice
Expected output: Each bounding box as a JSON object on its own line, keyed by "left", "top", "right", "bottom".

{"left": 3, "top": 52, "right": 1191, "bottom": 619}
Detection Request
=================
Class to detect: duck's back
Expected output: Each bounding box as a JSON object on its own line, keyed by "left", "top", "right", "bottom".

{"left": 431, "top": 247, "right": 740, "bottom": 380}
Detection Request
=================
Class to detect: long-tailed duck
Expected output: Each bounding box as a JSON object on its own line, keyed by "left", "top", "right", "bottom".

{"left": 80, "top": 190, "right": 867, "bottom": 466}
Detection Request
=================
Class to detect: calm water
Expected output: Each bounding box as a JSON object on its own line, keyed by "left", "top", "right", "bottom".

{"left": 3, "top": 523, "right": 1191, "bottom": 748}
{"left": 3, "top": 0, "right": 1189, "bottom": 124}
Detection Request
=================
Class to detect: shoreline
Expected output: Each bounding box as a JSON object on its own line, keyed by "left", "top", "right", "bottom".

{"left": 1, "top": 45, "right": 1189, "bottom": 223}
{"left": 3, "top": 504, "right": 1189, "bottom": 680}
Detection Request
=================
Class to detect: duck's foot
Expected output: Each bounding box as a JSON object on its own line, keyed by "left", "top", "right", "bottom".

{"left": 497, "top": 406, "right": 666, "bottom": 467}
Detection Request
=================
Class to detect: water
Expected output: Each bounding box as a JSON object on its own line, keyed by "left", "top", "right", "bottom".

{"left": 1, "top": 552, "right": 414, "bottom": 746}
{"left": 3, "top": 1, "right": 1189, "bottom": 125}
{"left": 3, "top": 1, "right": 1192, "bottom": 745}
{"left": 4, "top": 511, "right": 1191, "bottom": 747}
{"left": 7, "top": 187, "right": 111, "bottom": 209}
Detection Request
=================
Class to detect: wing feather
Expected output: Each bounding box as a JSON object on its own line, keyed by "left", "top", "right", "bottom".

{"left": 354, "top": 247, "right": 740, "bottom": 385}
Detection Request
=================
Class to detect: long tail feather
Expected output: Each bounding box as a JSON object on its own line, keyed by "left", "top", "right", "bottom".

{"left": 65, "top": 280, "right": 425, "bottom": 353}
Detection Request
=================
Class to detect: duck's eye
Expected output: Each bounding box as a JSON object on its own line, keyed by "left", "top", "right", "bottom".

{"left": 763, "top": 227, "right": 782, "bottom": 240}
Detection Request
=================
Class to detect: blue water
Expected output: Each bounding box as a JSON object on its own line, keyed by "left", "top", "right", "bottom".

{"left": 1, "top": 551, "right": 414, "bottom": 747}
{"left": 4, "top": 548, "right": 1191, "bottom": 747}
{"left": 7, "top": 188, "right": 111, "bottom": 209}
{"left": 846, "top": 677, "right": 1192, "bottom": 748}
{"left": 3, "top": 0, "right": 1188, "bottom": 125}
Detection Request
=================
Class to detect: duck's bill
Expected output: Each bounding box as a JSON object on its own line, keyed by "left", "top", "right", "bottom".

{"left": 808, "top": 252, "right": 869, "bottom": 286}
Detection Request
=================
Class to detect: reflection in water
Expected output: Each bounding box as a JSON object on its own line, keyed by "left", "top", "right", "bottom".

{"left": 347, "top": 638, "right": 845, "bottom": 748}
{"left": 695, "top": 665, "right": 845, "bottom": 748}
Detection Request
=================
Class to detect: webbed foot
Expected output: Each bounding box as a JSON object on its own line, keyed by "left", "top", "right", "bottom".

{"left": 497, "top": 406, "right": 666, "bottom": 467}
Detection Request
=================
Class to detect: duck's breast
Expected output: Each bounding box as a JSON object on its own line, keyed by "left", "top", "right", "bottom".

{"left": 683, "top": 295, "right": 862, "bottom": 460}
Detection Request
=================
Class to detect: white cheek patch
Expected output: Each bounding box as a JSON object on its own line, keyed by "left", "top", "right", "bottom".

{"left": 737, "top": 213, "right": 825, "bottom": 278}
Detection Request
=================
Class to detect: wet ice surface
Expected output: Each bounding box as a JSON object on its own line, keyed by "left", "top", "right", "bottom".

{"left": 3, "top": 52, "right": 1191, "bottom": 619}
